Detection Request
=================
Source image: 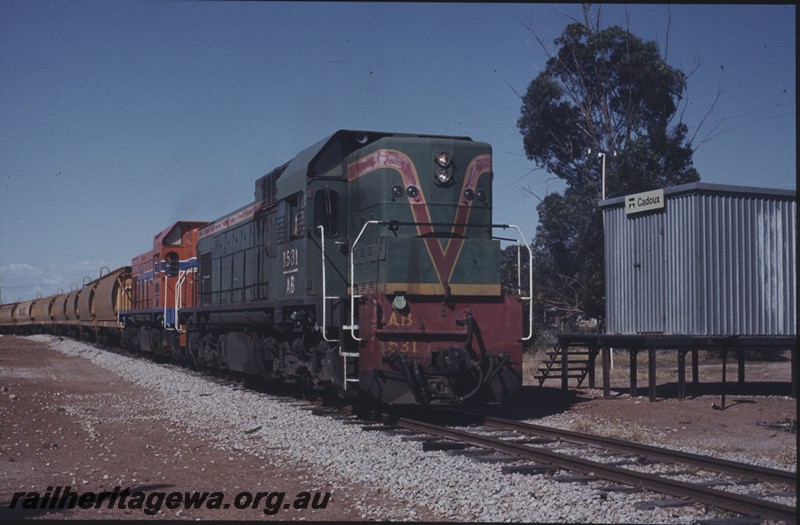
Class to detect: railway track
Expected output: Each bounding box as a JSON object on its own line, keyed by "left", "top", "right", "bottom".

{"left": 347, "top": 408, "right": 796, "bottom": 523}
{"left": 448, "top": 409, "right": 797, "bottom": 488}
{"left": 37, "top": 335, "right": 797, "bottom": 522}
{"left": 119, "top": 344, "right": 793, "bottom": 523}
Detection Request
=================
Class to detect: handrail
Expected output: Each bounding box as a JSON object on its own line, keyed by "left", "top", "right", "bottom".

{"left": 347, "top": 220, "right": 533, "bottom": 342}
{"left": 347, "top": 220, "right": 381, "bottom": 341}
{"left": 493, "top": 224, "right": 533, "bottom": 342}
{"left": 516, "top": 240, "right": 522, "bottom": 296}
{"left": 320, "top": 224, "right": 359, "bottom": 389}
{"left": 316, "top": 225, "right": 339, "bottom": 342}
{"left": 162, "top": 273, "right": 169, "bottom": 330}
{"left": 174, "top": 270, "right": 187, "bottom": 333}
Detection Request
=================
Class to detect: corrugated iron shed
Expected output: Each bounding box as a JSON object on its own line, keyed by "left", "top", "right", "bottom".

{"left": 600, "top": 182, "right": 796, "bottom": 336}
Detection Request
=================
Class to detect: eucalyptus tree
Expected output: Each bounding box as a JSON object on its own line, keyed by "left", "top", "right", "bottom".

{"left": 517, "top": 9, "right": 701, "bottom": 325}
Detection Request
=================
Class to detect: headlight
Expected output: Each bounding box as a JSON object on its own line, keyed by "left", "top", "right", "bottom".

{"left": 406, "top": 185, "right": 419, "bottom": 198}
{"left": 435, "top": 151, "right": 451, "bottom": 167}
{"left": 434, "top": 168, "right": 452, "bottom": 185}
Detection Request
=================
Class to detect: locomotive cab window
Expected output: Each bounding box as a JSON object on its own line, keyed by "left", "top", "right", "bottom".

{"left": 278, "top": 193, "right": 305, "bottom": 244}
{"left": 163, "top": 224, "right": 183, "bottom": 246}
{"left": 313, "top": 186, "right": 340, "bottom": 237}
{"left": 289, "top": 194, "right": 304, "bottom": 240}
{"left": 165, "top": 251, "right": 179, "bottom": 277}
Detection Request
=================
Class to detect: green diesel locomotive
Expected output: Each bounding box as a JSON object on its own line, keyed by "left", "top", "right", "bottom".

{"left": 183, "top": 130, "right": 530, "bottom": 404}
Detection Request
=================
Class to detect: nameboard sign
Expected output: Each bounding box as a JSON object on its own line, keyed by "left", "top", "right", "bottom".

{"left": 625, "top": 189, "right": 665, "bottom": 216}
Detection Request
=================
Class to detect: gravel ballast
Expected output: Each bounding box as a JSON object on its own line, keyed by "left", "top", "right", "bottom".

{"left": 15, "top": 335, "right": 791, "bottom": 523}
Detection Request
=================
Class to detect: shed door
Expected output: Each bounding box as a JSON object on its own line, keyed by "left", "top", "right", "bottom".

{"left": 631, "top": 213, "right": 665, "bottom": 333}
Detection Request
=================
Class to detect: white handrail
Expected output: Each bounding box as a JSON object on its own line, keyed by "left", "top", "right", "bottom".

{"left": 516, "top": 239, "right": 522, "bottom": 296}
{"left": 317, "top": 225, "right": 339, "bottom": 342}
{"left": 162, "top": 273, "right": 169, "bottom": 330}
{"left": 347, "top": 220, "right": 381, "bottom": 342}
{"left": 174, "top": 269, "right": 187, "bottom": 334}
{"left": 346, "top": 220, "right": 534, "bottom": 342}
{"left": 320, "top": 224, "right": 359, "bottom": 389}
{"left": 501, "top": 224, "right": 534, "bottom": 342}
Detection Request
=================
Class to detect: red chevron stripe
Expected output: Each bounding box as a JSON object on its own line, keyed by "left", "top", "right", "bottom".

{"left": 347, "top": 150, "right": 492, "bottom": 290}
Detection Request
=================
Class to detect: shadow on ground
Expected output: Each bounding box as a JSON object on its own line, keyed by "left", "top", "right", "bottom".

{"left": 450, "top": 379, "right": 795, "bottom": 422}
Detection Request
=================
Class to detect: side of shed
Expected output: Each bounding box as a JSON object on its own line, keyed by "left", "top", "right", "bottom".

{"left": 602, "top": 183, "right": 796, "bottom": 336}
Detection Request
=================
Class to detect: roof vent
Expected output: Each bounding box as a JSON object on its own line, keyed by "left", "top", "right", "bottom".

{"left": 256, "top": 163, "right": 287, "bottom": 210}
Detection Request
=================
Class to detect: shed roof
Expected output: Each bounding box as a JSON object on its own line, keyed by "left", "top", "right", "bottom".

{"left": 599, "top": 181, "right": 796, "bottom": 209}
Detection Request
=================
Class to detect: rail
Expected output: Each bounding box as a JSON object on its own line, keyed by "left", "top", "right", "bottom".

{"left": 448, "top": 409, "right": 796, "bottom": 487}
{"left": 391, "top": 415, "right": 796, "bottom": 523}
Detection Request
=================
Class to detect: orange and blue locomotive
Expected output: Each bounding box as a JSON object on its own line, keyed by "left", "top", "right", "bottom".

{"left": 121, "top": 221, "right": 209, "bottom": 357}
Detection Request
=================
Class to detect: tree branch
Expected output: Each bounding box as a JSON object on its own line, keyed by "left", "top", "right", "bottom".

{"left": 689, "top": 88, "right": 721, "bottom": 147}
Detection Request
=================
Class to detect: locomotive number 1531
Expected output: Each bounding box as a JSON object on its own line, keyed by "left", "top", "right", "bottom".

{"left": 283, "top": 248, "right": 300, "bottom": 295}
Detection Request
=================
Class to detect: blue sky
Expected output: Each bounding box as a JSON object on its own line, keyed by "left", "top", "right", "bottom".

{"left": 0, "top": 2, "right": 795, "bottom": 302}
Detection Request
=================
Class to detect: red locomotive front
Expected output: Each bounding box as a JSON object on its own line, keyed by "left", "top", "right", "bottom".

{"left": 334, "top": 134, "right": 529, "bottom": 404}
{"left": 123, "top": 221, "right": 209, "bottom": 356}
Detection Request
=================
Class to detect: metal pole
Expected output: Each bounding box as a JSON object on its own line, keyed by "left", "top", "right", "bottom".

{"left": 721, "top": 346, "right": 727, "bottom": 409}
{"left": 648, "top": 348, "right": 657, "bottom": 402}
{"left": 597, "top": 151, "right": 612, "bottom": 368}
{"left": 629, "top": 348, "right": 638, "bottom": 398}
{"left": 599, "top": 151, "right": 607, "bottom": 201}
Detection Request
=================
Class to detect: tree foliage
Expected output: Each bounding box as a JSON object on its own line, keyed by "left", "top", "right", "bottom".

{"left": 517, "top": 10, "right": 700, "bottom": 326}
